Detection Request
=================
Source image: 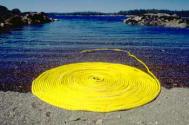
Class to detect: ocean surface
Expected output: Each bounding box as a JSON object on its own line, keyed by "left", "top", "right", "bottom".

{"left": 0, "top": 15, "right": 189, "bottom": 92}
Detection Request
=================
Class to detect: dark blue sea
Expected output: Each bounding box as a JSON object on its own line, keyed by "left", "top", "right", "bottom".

{"left": 0, "top": 15, "right": 189, "bottom": 92}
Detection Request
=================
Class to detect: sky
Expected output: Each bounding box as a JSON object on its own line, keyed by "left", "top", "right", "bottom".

{"left": 0, "top": 0, "right": 189, "bottom": 13}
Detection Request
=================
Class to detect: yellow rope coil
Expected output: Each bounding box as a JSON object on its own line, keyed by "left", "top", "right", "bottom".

{"left": 32, "top": 49, "right": 161, "bottom": 112}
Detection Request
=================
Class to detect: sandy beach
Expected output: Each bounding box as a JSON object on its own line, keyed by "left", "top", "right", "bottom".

{"left": 0, "top": 87, "right": 189, "bottom": 125}
{"left": 0, "top": 4, "right": 189, "bottom": 125}
{"left": 0, "top": 50, "right": 188, "bottom": 125}
{"left": 1, "top": 50, "right": 188, "bottom": 125}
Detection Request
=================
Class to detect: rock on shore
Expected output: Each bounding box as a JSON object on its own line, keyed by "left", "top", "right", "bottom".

{"left": 0, "top": 5, "right": 54, "bottom": 32}
{"left": 123, "top": 13, "right": 189, "bottom": 28}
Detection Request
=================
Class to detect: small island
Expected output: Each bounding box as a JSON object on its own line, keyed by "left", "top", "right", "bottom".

{"left": 123, "top": 13, "right": 189, "bottom": 28}
{"left": 0, "top": 5, "right": 53, "bottom": 32}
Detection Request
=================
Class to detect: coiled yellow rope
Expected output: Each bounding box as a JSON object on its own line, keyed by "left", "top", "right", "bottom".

{"left": 32, "top": 49, "right": 161, "bottom": 112}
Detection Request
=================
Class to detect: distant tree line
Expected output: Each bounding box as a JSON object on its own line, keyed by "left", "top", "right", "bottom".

{"left": 117, "top": 9, "right": 189, "bottom": 17}
{"left": 48, "top": 9, "right": 189, "bottom": 17}
{"left": 1, "top": 4, "right": 188, "bottom": 18}
{"left": 48, "top": 11, "right": 111, "bottom": 16}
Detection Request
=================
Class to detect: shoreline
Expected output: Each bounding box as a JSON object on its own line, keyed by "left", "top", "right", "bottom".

{"left": 0, "top": 49, "right": 189, "bottom": 92}
{"left": 0, "top": 87, "right": 189, "bottom": 125}
{"left": 0, "top": 48, "right": 188, "bottom": 92}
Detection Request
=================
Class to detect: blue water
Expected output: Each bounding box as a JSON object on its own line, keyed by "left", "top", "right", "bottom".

{"left": 0, "top": 16, "right": 189, "bottom": 91}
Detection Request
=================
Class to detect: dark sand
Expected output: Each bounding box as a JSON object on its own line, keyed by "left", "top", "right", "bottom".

{"left": 0, "top": 48, "right": 188, "bottom": 92}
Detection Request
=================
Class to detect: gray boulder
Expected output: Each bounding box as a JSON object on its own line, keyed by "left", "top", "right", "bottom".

{"left": 124, "top": 13, "right": 189, "bottom": 28}
{"left": 22, "top": 12, "right": 53, "bottom": 25}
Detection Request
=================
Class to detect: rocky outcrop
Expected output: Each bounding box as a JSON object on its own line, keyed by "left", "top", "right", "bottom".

{"left": 0, "top": 5, "right": 54, "bottom": 32}
{"left": 21, "top": 12, "right": 53, "bottom": 25}
{"left": 124, "top": 13, "right": 189, "bottom": 28}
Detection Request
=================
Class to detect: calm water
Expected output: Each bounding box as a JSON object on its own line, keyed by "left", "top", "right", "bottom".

{"left": 0, "top": 16, "right": 189, "bottom": 92}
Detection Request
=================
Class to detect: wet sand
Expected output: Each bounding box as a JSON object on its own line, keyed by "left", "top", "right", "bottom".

{"left": 0, "top": 88, "right": 189, "bottom": 125}
{"left": 0, "top": 48, "right": 189, "bottom": 92}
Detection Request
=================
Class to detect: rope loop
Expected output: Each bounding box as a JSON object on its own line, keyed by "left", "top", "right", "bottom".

{"left": 32, "top": 48, "right": 161, "bottom": 112}
{"left": 80, "top": 48, "right": 159, "bottom": 84}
